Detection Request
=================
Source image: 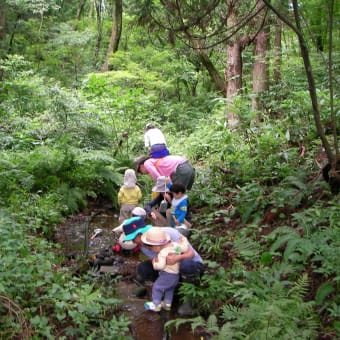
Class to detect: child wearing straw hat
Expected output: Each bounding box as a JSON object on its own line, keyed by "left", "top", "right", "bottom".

{"left": 141, "top": 227, "right": 189, "bottom": 312}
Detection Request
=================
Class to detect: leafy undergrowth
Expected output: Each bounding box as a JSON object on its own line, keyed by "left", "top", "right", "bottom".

{"left": 168, "top": 184, "right": 340, "bottom": 340}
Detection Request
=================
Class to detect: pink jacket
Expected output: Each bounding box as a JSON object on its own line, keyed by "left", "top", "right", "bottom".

{"left": 144, "top": 155, "right": 187, "bottom": 181}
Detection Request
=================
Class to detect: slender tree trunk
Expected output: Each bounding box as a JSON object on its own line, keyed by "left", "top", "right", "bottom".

{"left": 225, "top": 2, "right": 252, "bottom": 128}
{"left": 263, "top": 0, "right": 339, "bottom": 193}
{"left": 273, "top": 20, "right": 282, "bottom": 84}
{"left": 0, "top": 3, "right": 6, "bottom": 80}
{"left": 94, "top": 0, "right": 103, "bottom": 67}
{"left": 101, "top": 0, "right": 123, "bottom": 72}
{"left": 252, "top": 29, "right": 269, "bottom": 112}
{"left": 76, "top": 0, "right": 87, "bottom": 20}
{"left": 196, "top": 48, "right": 226, "bottom": 95}
{"left": 73, "top": 0, "right": 87, "bottom": 30}
{"left": 252, "top": 1, "right": 270, "bottom": 113}
{"left": 188, "top": 37, "right": 225, "bottom": 95}
{"left": 225, "top": 41, "right": 242, "bottom": 128}
{"left": 0, "top": 4, "right": 6, "bottom": 43}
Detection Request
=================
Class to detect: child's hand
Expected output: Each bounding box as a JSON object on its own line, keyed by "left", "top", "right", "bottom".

{"left": 164, "top": 193, "right": 171, "bottom": 202}
{"left": 166, "top": 253, "right": 180, "bottom": 265}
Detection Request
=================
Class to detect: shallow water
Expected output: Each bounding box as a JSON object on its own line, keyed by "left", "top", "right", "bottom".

{"left": 55, "top": 210, "right": 202, "bottom": 340}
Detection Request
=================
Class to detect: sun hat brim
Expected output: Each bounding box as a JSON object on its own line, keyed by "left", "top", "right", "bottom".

{"left": 152, "top": 184, "right": 170, "bottom": 193}
{"left": 141, "top": 232, "right": 171, "bottom": 246}
{"left": 124, "top": 225, "right": 152, "bottom": 241}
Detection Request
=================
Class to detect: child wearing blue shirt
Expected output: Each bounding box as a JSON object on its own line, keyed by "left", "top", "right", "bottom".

{"left": 168, "top": 183, "right": 191, "bottom": 228}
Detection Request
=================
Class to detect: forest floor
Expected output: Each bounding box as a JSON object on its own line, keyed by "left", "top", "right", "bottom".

{"left": 56, "top": 196, "right": 337, "bottom": 340}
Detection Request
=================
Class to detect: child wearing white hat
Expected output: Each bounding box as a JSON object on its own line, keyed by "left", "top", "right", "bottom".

{"left": 141, "top": 227, "right": 189, "bottom": 312}
{"left": 112, "top": 207, "right": 147, "bottom": 251}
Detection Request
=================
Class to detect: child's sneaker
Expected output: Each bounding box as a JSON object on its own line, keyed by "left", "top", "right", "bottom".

{"left": 161, "top": 302, "right": 172, "bottom": 311}
{"left": 144, "top": 301, "right": 161, "bottom": 312}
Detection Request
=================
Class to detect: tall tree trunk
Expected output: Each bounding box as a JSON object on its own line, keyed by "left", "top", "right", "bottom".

{"left": 101, "top": 0, "right": 123, "bottom": 72}
{"left": 225, "top": 2, "right": 251, "bottom": 128}
{"left": 252, "top": 1, "right": 269, "bottom": 113}
{"left": 0, "top": 3, "right": 6, "bottom": 80}
{"left": 0, "top": 3, "right": 6, "bottom": 43}
{"left": 225, "top": 40, "right": 242, "bottom": 128}
{"left": 94, "top": 0, "right": 103, "bottom": 67}
{"left": 273, "top": 20, "right": 282, "bottom": 84}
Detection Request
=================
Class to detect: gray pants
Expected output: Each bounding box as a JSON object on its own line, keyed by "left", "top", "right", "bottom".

{"left": 152, "top": 271, "right": 179, "bottom": 306}
{"left": 119, "top": 204, "right": 136, "bottom": 223}
{"left": 172, "top": 161, "right": 195, "bottom": 190}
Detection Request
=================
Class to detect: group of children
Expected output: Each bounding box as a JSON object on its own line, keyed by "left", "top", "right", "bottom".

{"left": 115, "top": 123, "right": 195, "bottom": 312}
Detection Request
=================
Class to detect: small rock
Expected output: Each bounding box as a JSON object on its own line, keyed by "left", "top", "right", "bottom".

{"left": 177, "top": 302, "right": 195, "bottom": 316}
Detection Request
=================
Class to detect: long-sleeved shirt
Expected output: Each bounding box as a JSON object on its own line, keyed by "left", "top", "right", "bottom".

{"left": 144, "top": 128, "right": 167, "bottom": 148}
{"left": 141, "top": 227, "right": 203, "bottom": 263}
{"left": 118, "top": 186, "right": 142, "bottom": 205}
{"left": 171, "top": 195, "right": 188, "bottom": 225}
{"left": 153, "top": 239, "right": 189, "bottom": 274}
{"left": 143, "top": 155, "right": 187, "bottom": 181}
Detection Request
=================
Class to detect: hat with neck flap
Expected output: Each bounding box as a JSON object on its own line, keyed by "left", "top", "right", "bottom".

{"left": 123, "top": 216, "right": 152, "bottom": 241}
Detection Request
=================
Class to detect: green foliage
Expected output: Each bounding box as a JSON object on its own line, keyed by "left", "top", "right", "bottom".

{"left": 178, "top": 262, "right": 234, "bottom": 314}
{"left": 0, "top": 211, "right": 130, "bottom": 338}
{"left": 180, "top": 274, "right": 319, "bottom": 339}
{"left": 232, "top": 235, "right": 262, "bottom": 263}
{"left": 0, "top": 2, "right": 339, "bottom": 338}
{"left": 232, "top": 182, "right": 267, "bottom": 223}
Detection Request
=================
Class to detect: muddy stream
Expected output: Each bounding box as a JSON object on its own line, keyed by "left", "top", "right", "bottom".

{"left": 55, "top": 206, "right": 202, "bottom": 340}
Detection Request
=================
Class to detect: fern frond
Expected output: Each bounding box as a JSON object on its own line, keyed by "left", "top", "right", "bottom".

{"left": 233, "top": 235, "right": 261, "bottom": 261}
{"left": 164, "top": 317, "right": 193, "bottom": 333}
{"left": 283, "top": 175, "right": 307, "bottom": 190}
{"left": 77, "top": 150, "right": 116, "bottom": 164}
{"left": 288, "top": 273, "right": 309, "bottom": 299}
{"left": 220, "top": 304, "right": 239, "bottom": 321}
{"left": 270, "top": 227, "right": 299, "bottom": 253}
{"left": 206, "top": 314, "right": 219, "bottom": 333}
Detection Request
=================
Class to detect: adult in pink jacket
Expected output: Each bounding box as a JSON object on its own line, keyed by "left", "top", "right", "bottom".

{"left": 134, "top": 155, "right": 195, "bottom": 190}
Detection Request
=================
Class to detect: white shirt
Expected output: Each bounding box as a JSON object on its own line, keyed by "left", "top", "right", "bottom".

{"left": 144, "top": 128, "right": 167, "bottom": 148}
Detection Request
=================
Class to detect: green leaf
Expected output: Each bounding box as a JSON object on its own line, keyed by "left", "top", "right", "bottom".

{"left": 315, "top": 282, "right": 335, "bottom": 305}
{"left": 260, "top": 252, "right": 272, "bottom": 265}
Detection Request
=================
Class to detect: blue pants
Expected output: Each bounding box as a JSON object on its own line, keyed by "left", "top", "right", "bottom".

{"left": 149, "top": 144, "right": 170, "bottom": 158}
{"left": 152, "top": 271, "right": 179, "bottom": 305}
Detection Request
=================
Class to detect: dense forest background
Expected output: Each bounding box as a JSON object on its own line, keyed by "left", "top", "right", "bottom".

{"left": 0, "top": 0, "right": 339, "bottom": 339}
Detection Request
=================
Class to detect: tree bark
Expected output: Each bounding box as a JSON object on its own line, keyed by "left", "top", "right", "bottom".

{"left": 94, "top": 0, "right": 103, "bottom": 67}
{"left": 76, "top": 0, "right": 87, "bottom": 21}
{"left": 224, "top": 1, "right": 252, "bottom": 128}
{"left": 252, "top": 1, "right": 269, "bottom": 113}
{"left": 192, "top": 39, "right": 226, "bottom": 95}
{"left": 0, "top": 3, "right": 6, "bottom": 43}
{"left": 73, "top": 0, "right": 87, "bottom": 30}
{"left": 273, "top": 20, "right": 282, "bottom": 84}
{"left": 0, "top": 3, "right": 6, "bottom": 80}
{"left": 101, "top": 0, "right": 123, "bottom": 72}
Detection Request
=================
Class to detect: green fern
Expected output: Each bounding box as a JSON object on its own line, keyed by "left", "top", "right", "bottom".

{"left": 57, "top": 184, "right": 86, "bottom": 215}
{"left": 220, "top": 304, "right": 239, "bottom": 321}
{"left": 288, "top": 273, "right": 310, "bottom": 299}
{"left": 233, "top": 235, "right": 262, "bottom": 263}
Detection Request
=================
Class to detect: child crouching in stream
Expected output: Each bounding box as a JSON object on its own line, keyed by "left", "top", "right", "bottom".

{"left": 141, "top": 227, "right": 189, "bottom": 312}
